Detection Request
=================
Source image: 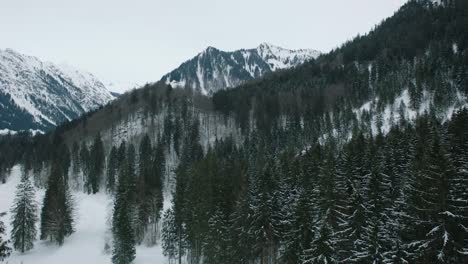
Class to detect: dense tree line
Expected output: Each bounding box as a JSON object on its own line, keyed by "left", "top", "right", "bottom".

{"left": 161, "top": 109, "right": 468, "bottom": 264}
{"left": 213, "top": 0, "right": 467, "bottom": 141}
{"left": 110, "top": 135, "right": 165, "bottom": 263}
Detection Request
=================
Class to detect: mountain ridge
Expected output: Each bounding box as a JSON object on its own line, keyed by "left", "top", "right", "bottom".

{"left": 161, "top": 43, "right": 320, "bottom": 95}
{"left": 0, "top": 48, "right": 114, "bottom": 132}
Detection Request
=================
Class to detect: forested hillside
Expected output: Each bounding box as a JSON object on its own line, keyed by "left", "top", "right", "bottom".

{"left": 0, "top": 0, "right": 467, "bottom": 263}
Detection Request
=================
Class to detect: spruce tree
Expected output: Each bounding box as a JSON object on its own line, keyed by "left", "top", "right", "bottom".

{"left": 136, "top": 134, "right": 152, "bottom": 243}
{"left": 112, "top": 143, "right": 136, "bottom": 264}
{"left": 106, "top": 146, "right": 118, "bottom": 194}
{"left": 446, "top": 109, "right": 468, "bottom": 263}
{"left": 88, "top": 133, "right": 105, "bottom": 194}
{"left": 0, "top": 217, "right": 11, "bottom": 261}
{"left": 341, "top": 190, "right": 368, "bottom": 262}
{"left": 40, "top": 161, "right": 74, "bottom": 245}
{"left": 147, "top": 140, "right": 165, "bottom": 245}
{"left": 79, "top": 142, "right": 90, "bottom": 190}
{"left": 280, "top": 187, "right": 314, "bottom": 264}
{"left": 302, "top": 219, "right": 337, "bottom": 264}
{"left": 161, "top": 208, "right": 182, "bottom": 263}
{"left": 203, "top": 207, "right": 231, "bottom": 264}
{"left": 404, "top": 122, "right": 466, "bottom": 263}
{"left": 247, "top": 163, "right": 278, "bottom": 263}
{"left": 71, "top": 141, "right": 80, "bottom": 185}
{"left": 10, "top": 174, "right": 37, "bottom": 253}
{"left": 362, "top": 142, "right": 391, "bottom": 263}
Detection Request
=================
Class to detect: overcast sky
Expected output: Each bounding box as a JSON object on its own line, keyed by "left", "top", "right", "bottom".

{"left": 1, "top": 0, "right": 407, "bottom": 93}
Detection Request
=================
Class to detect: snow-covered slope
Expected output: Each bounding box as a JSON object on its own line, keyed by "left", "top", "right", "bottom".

{"left": 255, "top": 42, "right": 320, "bottom": 70}
{"left": 0, "top": 166, "right": 167, "bottom": 264}
{"left": 0, "top": 49, "right": 114, "bottom": 132}
{"left": 106, "top": 81, "right": 141, "bottom": 95}
{"left": 162, "top": 43, "right": 320, "bottom": 95}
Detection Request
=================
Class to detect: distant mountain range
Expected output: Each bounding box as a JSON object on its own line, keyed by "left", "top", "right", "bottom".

{"left": 0, "top": 44, "right": 320, "bottom": 133}
{"left": 0, "top": 49, "right": 114, "bottom": 133}
{"left": 161, "top": 43, "right": 320, "bottom": 95}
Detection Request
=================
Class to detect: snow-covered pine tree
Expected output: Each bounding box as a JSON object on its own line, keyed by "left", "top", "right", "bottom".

{"left": 106, "top": 146, "right": 118, "bottom": 194}
{"left": 0, "top": 217, "right": 11, "bottom": 261}
{"left": 362, "top": 137, "right": 392, "bottom": 263}
{"left": 161, "top": 208, "right": 176, "bottom": 261}
{"left": 280, "top": 186, "right": 314, "bottom": 264}
{"left": 112, "top": 144, "right": 136, "bottom": 264}
{"left": 301, "top": 211, "right": 337, "bottom": 264}
{"left": 202, "top": 207, "right": 231, "bottom": 264}
{"left": 149, "top": 140, "right": 165, "bottom": 225}
{"left": 136, "top": 134, "right": 152, "bottom": 244}
{"left": 302, "top": 144, "right": 346, "bottom": 264}
{"left": 79, "top": 142, "right": 90, "bottom": 191}
{"left": 382, "top": 128, "right": 413, "bottom": 263}
{"left": 40, "top": 160, "right": 74, "bottom": 245}
{"left": 112, "top": 193, "right": 136, "bottom": 264}
{"left": 229, "top": 175, "right": 256, "bottom": 264}
{"left": 88, "top": 132, "right": 104, "bottom": 194}
{"left": 248, "top": 161, "right": 279, "bottom": 264}
{"left": 341, "top": 188, "right": 368, "bottom": 262}
{"left": 10, "top": 173, "right": 37, "bottom": 253}
{"left": 333, "top": 149, "right": 356, "bottom": 261}
{"left": 404, "top": 119, "right": 466, "bottom": 263}
{"left": 71, "top": 141, "right": 81, "bottom": 188}
{"left": 446, "top": 109, "right": 468, "bottom": 263}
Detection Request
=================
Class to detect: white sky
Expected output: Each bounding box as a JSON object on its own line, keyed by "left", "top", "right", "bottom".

{"left": 0, "top": 0, "right": 407, "bottom": 93}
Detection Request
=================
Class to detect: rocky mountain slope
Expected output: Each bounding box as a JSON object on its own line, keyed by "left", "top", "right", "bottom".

{"left": 0, "top": 49, "right": 114, "bottom": 132}
{"left": 161, "top": 43, "right": 320, "bottom": 95}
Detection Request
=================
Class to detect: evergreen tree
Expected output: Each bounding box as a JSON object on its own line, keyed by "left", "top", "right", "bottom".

{"left": 146, "top": 140, "right": 165, "bottom": 245}
{"left": 112, "top": 143, "right": 136, "bottom": 264}
{"left": 446, "top": 110, "right": 468, "bottom": 263}
{"left": 40, "top": 161, "right": 74, "bottom": 245}
{"left": 162, "top": 208, "right": 183, "bottom": 263}
{"left": 136, "top": 134, "right": 152, "bottom": 243}
{"left": 404, "top": 123, "right": 466, "bottom": 263}
{"left": 247, "top": 163, "right": 278, "bottom": 264}
{"left": 0, "top": 217, "right": 11, "bottom": 261}
{"left": 362, "top": 140, "right": 391, "bottom": 263}
{"left": 79, "top": 142, "right": 90, "bottom": 190}
{"left": 125, "top": 144, "right": 137, "bottom": 216}
{"left": 106, "top": 146, "right": 118, "bottom": 194}
{"left": 203, "top": 207, "right": 232, "bottom": 264}
{"left": 302, "top": 219, "right": 337, "bottom": 264}
{"left": 88, "top": 133, "right": 105, "bottom": 194}
{"left": 230, "top": 178, "right": 257, "bottom": 264}
{"left": 10, "top": 174, "right": 37, "bottom": 253}
{"left": 71, "top": 141, "right": 80, "bottom": 184}
{"left": 280, "top": 187, "right": 314, "bottom": 264}
{"left": 341, "top": 190, "right": 368, "bottom": 263}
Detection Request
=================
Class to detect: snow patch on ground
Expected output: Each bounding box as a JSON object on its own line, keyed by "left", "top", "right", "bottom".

{"left": 0, "top": 165, "right": 168, "bottom": 264}
{"left": 0, "top": 129, "right": 17, "bottom": 135}
{"left": 352, "top": 89, "right": 461, "bottom": 135}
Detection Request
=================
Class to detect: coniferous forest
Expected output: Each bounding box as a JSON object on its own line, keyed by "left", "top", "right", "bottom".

{"left": 0, "top": 0, "right": 467, "bottom": 263}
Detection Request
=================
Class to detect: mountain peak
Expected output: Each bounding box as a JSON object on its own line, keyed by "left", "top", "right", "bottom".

{"left": 257, "top": 42, "right": 278, "bottom": 49}
{"left": 0, "top": 49, "right": 114, "bottom": 132}
{"left": 162, "top": 43, "right": 320, "bottom": 95}
{"left": 202, "top": 46, "right": 219, "bottom": 54}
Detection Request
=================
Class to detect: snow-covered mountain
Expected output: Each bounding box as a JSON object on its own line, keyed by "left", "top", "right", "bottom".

{"left": 162, "top": 43, "right": 320, "bottom": 95}
{"left": 0, "top": 49, "right": 114, "bottom": 132}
